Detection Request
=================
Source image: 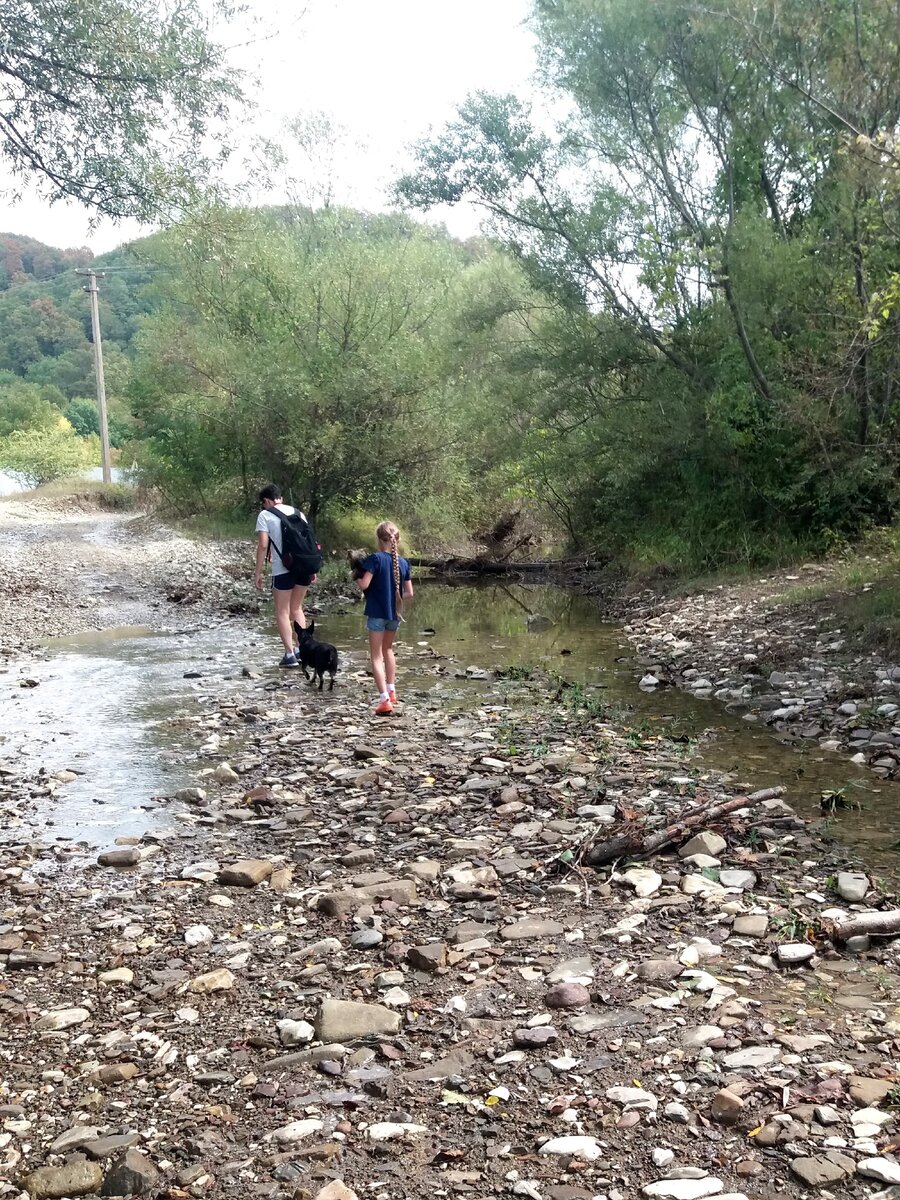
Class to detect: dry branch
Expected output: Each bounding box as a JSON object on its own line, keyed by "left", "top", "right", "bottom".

{"left": 584, "top": 786, "right": 787, "bottom": 867}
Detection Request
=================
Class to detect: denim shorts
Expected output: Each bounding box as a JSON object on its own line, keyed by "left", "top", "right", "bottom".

{"left": 366, "top": 617, "right": 400, "bottom": 633}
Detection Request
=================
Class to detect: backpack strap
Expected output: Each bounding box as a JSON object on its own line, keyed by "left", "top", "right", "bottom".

{"left": 264, "top": 507, "right": 287, "bottom": 561}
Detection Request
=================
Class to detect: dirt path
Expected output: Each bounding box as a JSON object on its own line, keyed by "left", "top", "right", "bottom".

{"left": 0, "top": 494, "right": 253, "bottom": 658}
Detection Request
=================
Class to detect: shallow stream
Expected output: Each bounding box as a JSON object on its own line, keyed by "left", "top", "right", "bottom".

{"left": 1, "top": 580, "right": 898, "bottom": 868}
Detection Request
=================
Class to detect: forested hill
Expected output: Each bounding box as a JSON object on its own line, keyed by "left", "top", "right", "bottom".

{"left": 0, "top": 232, "right": 157, "bottom": 455}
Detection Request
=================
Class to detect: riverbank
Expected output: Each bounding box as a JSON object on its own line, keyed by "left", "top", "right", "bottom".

{"left": 3, "top": 655, "right": 900, "bottom": 1200}
{"left": 618, "top": 553, "right": 900, "bottom": 784}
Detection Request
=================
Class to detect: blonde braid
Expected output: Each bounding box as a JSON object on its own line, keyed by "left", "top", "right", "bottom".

{"left": 376, "top": 520, "right": 403, "bottom": 620}
{"left": 390, "top": 534, "right": 402, "bottom": 619}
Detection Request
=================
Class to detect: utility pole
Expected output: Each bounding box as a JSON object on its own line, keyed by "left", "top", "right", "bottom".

{"left": 76, "top": 269, "right": 112, "bottom": 484}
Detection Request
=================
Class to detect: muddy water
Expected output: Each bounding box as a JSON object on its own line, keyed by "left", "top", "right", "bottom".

{"left": 2, "top": 580, "right": 898, "bottom": 866}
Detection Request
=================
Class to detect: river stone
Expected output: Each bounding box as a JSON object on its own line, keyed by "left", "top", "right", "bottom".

{"left": 777, "top": 942, "right": 815, "bottom": 965}
{"left": 538, "top": 1135, "right": 604, "bottom": 1161}
{"left": 218, "top": 858, "right": 273, "bottom": 887}
{"left": 316, "top": 998, "right": 400, "bottom": 1042}
{"left": 350, "top": 928, "right": 383, "bottom": 950}
{"left": 719, "top": 870, "right": 756, "bottom": 890}
{"left": 23, "top": 1161, "right": 103, "bottom": 1198}
{"left": 683, "top": 1025, "right": 724, "bottom": 1050}
{"left": 49, "top": 1126, "right": 99, "bottom": 1153}
{"left": 86, "top": 1133, "right": 141, "bottom": 1159}
{"left": 273, "top": 1118, "right": 325, "bottom": 1144}
{"left": 97, "top": 847, "right": 141, "bottom": 867}
{"left": 850, "top": 1076, "right": 893, "bottom": 1106}
{"left": 99, "top": 967, "right": 133, "bottom": 986}
{"left": 184, "top": 924, "right": 214, "bottom": 947}
{"left": 641, "top": 1180, "right": 723, "bottom": 1199}
{"left": 723, "top": 1045, "right": 781, "bottom": 1068}
{"left": 637, "top": 958, "right": 684, "bottom": 982}
{"left": 514, "top": 1026, "right": 558, "bottom": 1048}
{"left": 624, "top": 867, "right": 662, "bottom": 897}
{"left": 500, "top": 917, "right": 565, "bottom": 941}
{"left": 732, "top": 915, "right": 768, "bottom": 937}
{"left": 407, "top": 943, "right": 447, "bottom": 972}
{"left": 790, "top": 1156, "right": 851, "bottom": 1187}
{"left": 710, "top": 1089, "right": 744, "bottom": 1124}
{"left": 189, "top": 967, "right": 235, "bottom": 992}
{"left": 36, "top": 1006, "right": 90, "bottom": 1031}
{"left": 836, "top": 871, "right": 869, "bottom": 903}
{"left": 366, "top": 1122, "right": 428, "bottom": 1141}
{"left": 857, "top": 1158, "right": 900, "bottom": 1184}
{"left": 567, "top": 1009, "right": 647, "bottom": 1034}
{"left": 545, "top": 982, "right": 591, "bottom": 1009}
{"left": 314, "top": 1185, "right": 360, "bottom": 1200}
{"left": 606, "top": 1086, "right": 658, "bottom": 1112}
{"left": 679, "top": 831, "right": 727, "bottom": 858}
{"left": 277, "top": 1019, "right": 315, "bottom": 1046}
{"left": 547, "top": 957, "right": 593, "bottom": 984}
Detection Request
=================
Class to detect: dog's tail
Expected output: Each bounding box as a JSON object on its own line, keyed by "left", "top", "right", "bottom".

{"left": 327, "top": 647, "right": 339, "bottom": 676}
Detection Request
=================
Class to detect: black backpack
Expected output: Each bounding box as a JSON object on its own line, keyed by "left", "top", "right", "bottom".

{"left": 266, "top": 508, "right": 323, "bottom": 576}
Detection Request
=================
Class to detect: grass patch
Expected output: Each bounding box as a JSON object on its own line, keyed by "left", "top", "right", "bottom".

{"left": 774, "top": 525, "right": 900, "bottom": 654}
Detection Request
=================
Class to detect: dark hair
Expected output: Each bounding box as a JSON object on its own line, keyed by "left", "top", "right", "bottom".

{"left": 259, "top": 483, "right": 281, "bottom": 503}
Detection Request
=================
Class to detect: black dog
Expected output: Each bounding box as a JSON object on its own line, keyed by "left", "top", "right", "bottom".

{"left": 347, "top": 549, "right": 369, "bottom": 590}
{"left": 293, "top": 620, "right": 338, "bottom": 690}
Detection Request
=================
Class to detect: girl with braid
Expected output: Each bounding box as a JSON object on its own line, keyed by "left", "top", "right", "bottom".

{"left": 355, "top": 521, "right": 414, "bottom": 715}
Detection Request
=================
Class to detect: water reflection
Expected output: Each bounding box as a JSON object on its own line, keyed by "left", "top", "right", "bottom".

{"left": 0, "top": 578, "right": 896, "bottom": 866}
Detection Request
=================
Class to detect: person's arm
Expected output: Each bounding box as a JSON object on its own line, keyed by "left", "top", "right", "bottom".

{"left": 255, "top": 531, "right": 268, "bottom": 591}
{"left": 356, "top": 571, "right": 373, "bottom": 593}
{"left": 403, "top": 578, "right": 414, "bottom": 599}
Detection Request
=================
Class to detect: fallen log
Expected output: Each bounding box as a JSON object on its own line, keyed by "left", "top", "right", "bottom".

{"left": 584, "top": 786, "right": 787, "bottom": 867}
{"left": 406, "top": 556, "right": 596, "bottom": 575}
{"left": 823, "top": 909, "right": 900, "bottom": 943}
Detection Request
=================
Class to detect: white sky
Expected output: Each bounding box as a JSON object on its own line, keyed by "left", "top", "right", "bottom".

{"left": 0, "top": 0, "right": 538, "bottom": 253}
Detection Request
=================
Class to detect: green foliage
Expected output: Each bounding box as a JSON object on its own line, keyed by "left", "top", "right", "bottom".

{"left": 0, "top": 380, "right": 63, "bottom": 437}
{"left": 399, "top": 0, "right": 900, "bottom": 570}
{"left": 128, "top": 203, "right": 525, "bottom": 529}
{"left": 0, "top": 424, "right": 96, "bottom": 488}
{"left": 0, "top": 0, "right": 240, "bottom": 219}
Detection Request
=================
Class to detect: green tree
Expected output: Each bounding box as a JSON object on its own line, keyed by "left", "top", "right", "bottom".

{"left": 129, "top": 204, "right": 522, "bottom": 524}
{"left": 0, "top": 424, "right": 95, "bottom": 488}
{"left": 0, "top": 0, "right": 240, "bottom": 219}
{"left": 0, "top": 379, "right": 63, "bottom": 437}
{"left": 398, "top": 0, "right": 900, "bottom": 567}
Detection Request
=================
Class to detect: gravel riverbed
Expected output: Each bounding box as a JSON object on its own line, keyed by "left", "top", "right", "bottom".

{"left": 2, "top": 653, "right": 900, "bottom": 1200}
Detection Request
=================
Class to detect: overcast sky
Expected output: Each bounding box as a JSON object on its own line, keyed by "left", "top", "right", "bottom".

{"left": 0, "top": 0, "right": 537, "bottom": 253}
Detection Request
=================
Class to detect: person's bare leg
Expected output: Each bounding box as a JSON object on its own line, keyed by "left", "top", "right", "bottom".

{"left": 383, "top": 630, "right": 397, "bottom": 694}
{"left": 368, "top": 631, "right": 387, "bottom": 695}
{"left": 289, "top": 585, "right": 308, "bottom": 637}
{"left": 273, "top": 588, "right": 294, "bottom": 654}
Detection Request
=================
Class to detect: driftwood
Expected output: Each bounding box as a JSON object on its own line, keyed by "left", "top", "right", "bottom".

{"left": 824, "top": 909, "right": 900, "bottom": 943}
{"left": 584, "top": 786, "right": 787, "bottom": 867}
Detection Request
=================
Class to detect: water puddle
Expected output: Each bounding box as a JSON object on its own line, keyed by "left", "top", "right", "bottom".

{"left": 1, "top": 580, "right": 898, "bottom": 867}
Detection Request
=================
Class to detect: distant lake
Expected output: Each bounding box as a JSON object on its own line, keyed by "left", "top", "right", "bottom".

{"left": 0, "top": 467, "right": 129, "bottom": 496}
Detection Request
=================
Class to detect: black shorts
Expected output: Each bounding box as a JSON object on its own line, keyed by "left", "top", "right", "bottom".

{"left": 272, "top": 570, "right": 314, "bottom": 591}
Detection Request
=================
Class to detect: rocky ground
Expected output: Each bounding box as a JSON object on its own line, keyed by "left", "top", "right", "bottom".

{"left": 0, "top": 494, "right": 257, "bottom": 658}
{"left": 620, "top": 563, "right": 900, "bottom": 783}
{"left": 2, "top": 660, "right": 900, "bottom": 1200}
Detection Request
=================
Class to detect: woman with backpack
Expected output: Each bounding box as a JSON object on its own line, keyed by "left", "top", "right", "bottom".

{"left": 354, "top": 520, "right": 414, "bottom": 714}
{"left": 254, "top": 483, "right": 322, "bottom": 668}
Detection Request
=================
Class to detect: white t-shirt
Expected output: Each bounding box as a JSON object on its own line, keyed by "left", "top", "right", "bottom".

{"left": 256, "top": 504, "right": 307, "bottom": 576}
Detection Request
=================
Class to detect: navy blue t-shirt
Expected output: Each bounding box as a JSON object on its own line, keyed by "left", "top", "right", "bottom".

{"left": 362, "top": 551, "right": 411, "bottom": 621}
